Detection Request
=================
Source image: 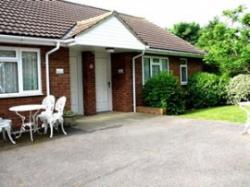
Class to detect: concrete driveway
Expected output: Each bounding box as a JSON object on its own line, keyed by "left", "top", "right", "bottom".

{"left": 0, "top": 112, "right": 250, "bottom": 187}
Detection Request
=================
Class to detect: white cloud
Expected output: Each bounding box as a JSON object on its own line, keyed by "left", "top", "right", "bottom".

{"left": 67, "top": 0, "right": 250, "bottom": 28}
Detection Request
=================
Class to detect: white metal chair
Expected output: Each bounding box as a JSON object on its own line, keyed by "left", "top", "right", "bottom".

{"left": 37, "top": 95, "right": 56, "bottom": 134}
{"left": 47, "top": 96, "right": 67, "bottom": 138}
{"left": 0, "top": 118, "right": 16, "bottom": 144}
{"left": 239, "top": 101, "right": 250, "bottom": 135}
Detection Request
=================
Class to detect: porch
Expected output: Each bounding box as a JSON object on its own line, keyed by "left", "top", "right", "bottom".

{"left": 69, "top": 46, "right": 143, "bottom": 116}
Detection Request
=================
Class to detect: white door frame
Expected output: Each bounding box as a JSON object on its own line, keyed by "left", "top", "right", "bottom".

{"left": 95, "top": 52, "right": 112, "bottom": 112}
{"left": 69, "top": 49, "right": 84, "bottom": 114}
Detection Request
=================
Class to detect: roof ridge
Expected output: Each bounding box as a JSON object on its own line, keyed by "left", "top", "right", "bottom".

{"left": 76, "top": 11, "right": 112, "bottom": 25}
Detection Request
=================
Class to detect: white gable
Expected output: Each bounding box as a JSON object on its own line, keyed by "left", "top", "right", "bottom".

{"left": 74, "top": 16, "right": 145, "bottom": 50}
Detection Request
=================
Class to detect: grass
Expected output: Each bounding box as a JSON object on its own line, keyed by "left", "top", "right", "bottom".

{"left": 180, "top": 105, "right": 247, "bottom": 124}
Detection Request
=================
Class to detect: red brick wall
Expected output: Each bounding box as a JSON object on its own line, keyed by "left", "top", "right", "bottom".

{"left": 0, "top": 43, "right": 70, "bottom": 128}
{"left": 169, "top": 56, "right": 203, "bottom": 79}
{"left": 111, "top": 53, "right": 134, "bottom": 112}
{"left": 82, "top": 52, "right": 96, "bottom": 115}
{"left": 111, "top": 53, "right": 203, "bottom": 111}
{"left": 135, "top": 57, "right": 143, "bottom": 106}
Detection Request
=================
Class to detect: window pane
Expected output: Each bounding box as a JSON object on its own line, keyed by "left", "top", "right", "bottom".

{"left": 162, "top": 59, "right": 168, "bottom": 71}
{"left": 153, "top": 58, "right": 160, "bottom": 63}
{"left": 152, "top": 64, "right": 160, "bottom": 77}
{"left": 181, "top": 66, "right": 187, "bottom": 82}
{"left": 22, "top": 51, "right": 38, "bottom": 91}
{"left": 0, "top": 50, "right": 16, "bottom": 58}
{"left": 143, "top": 58, "right": 150, "bottom": 83}
{"left": 0, "top": 62, "right": 18, "bottom": 94}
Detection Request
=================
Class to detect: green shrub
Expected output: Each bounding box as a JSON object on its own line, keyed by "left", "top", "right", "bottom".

{"left": 227, "top": 74, "right": 250, "bottom": 104}
{"left": 142, "top": 72, "right": 185, "bottom": 114}
{"left": 187, "top": 72, "right": 229, "bottom": 108}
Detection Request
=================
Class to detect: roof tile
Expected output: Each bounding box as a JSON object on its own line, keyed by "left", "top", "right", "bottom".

{"left": 0, "top": 0, "right": 203, "bottom": 54}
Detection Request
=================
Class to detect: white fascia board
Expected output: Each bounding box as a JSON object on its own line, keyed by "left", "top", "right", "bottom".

{"left": 0, "top": 34, "right": 74, "bottom": 46}
{"left": 146, "top": 48, "right": 204, "bottom": 58}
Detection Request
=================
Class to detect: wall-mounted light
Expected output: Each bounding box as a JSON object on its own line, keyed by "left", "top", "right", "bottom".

{"left": 89, "top": 64, "right": 94, "bottom": 69}
{"left": 118, "top": 68, "right": 124, "bottom": 74}
{"left": 106, "top": 47, "right": 115, "bottom": 53}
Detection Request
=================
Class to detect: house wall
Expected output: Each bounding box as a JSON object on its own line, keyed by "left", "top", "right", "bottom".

{"left": 111, "top": 53, "right": 203, "bottom": 112}
{"left": 0, "top": 43, "right": 71, "bottom": 128}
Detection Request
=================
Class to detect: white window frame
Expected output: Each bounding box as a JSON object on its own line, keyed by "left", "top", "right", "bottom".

{"left": 180, "top": 58, "right": 188, "bottom": 85}
{"left": 142, "top": 56, "right": 169, "bottom": 85}
{"left": 0, "top": 46, "right": 42, "bottom": 98}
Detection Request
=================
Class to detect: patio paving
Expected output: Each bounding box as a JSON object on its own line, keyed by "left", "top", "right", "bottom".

{"left": 0, "top": 112, "right": 250, "bottom": 187}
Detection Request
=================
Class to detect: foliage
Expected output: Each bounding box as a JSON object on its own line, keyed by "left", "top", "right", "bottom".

{"left": 63, "top": 110, "right": 79, "bottom": 117}
{"left": 187, "top": 72, "right": 229, "bottom": 108}
{"left": 197, "top": 5, "right": 250, "bottom": 76}
{"left": 180, "top": 105, "right": 246, "bottom": 124}
{"left": 169, "top": 22, "right": 201, "bottom": 45}
{"left": 226, "top": 74, "right": 250, "bottom": 104}
{"left": 143, "top": 72, "right": 185, "bottom": 114}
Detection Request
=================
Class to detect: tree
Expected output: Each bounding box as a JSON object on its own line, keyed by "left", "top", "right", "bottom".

{"left": 169, "top": 22, "right": 201, "bottom": 45}
{"left": 197, "top": 5, "right": 250, "bottom": 76}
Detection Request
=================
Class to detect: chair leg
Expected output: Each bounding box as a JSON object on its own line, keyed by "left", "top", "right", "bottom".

{"left": 60, "top": 119, "right": 67, "bottom": 135}
{"left": 2, "top": 128, "right": 7, "bottom": 141}
{"left": 29, "top": 125, "right": 33, "bottom": 142}
{"left": 49, "top": 122, "right": 53, "bottom": 138}
{"left": 5, "top": 127, "right": 16, "bottom": 144}
{"left": 43, "top": 123, "right": 48, "bottom": 134}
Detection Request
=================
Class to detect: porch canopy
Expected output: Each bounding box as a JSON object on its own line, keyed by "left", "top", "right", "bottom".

{"left": 65, "top": 11, "right": 146, "bottom": 51}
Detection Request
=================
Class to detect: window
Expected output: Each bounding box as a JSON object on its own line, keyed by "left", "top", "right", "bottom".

{"left": 0, "top": 47, "right": 42, "bottom": 98}
{"left": 143, "top": 56, "right": 169, "bottom": 84}
{"left": 180, "top": 58, "right": 188, "bottom": 85}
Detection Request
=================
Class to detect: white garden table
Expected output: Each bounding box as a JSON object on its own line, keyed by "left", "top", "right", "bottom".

{"left": 239, "top": 101, "right": 250, "bottom": 134}
{"left": 9, "top": 104, "right": 45, "bottom": 141}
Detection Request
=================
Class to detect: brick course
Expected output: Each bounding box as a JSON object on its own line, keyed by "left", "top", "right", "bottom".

{"left": 0, "top": 43, "right": 70, "bottom": 128}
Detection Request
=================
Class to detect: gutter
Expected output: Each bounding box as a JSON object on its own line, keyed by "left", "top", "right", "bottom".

{"left": 146, "top": 48, "right": 204, "bottom": 58}
{"left": 0, "top": 34, "right": 74, "bottom": 46}
{"left": 45, "top": 42, "right": 60, "bottom": 96}
{"left": 132, "top": 50, "right": 145, "bottom": 113}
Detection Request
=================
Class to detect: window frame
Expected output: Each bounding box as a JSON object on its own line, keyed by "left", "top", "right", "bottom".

{"left": 180, "top": 58, "right": 188, "bottom": 85}
{"left": 142, "top": 56, "right": 169, "bottom": 85}
{"left": 0, "top": 46, "right": 42, "bottom": 98}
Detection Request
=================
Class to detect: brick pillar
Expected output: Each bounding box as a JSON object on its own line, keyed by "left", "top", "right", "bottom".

{"left": 82, "top": 52, "right": 96, "bottom": 115}
{"left": 111, "top": 53, "right": 134, "bottom": 112}
{"left": 135, "top": 57, "right": 143, "bottom": 106}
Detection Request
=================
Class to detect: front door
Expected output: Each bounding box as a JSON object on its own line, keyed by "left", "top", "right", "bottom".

{"left": 95, "top": 53, "right": 112, "bottom": 112}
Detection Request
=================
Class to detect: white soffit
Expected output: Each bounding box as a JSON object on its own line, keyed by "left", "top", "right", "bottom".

{"left": 74, "top": 16, "right": 145, "bottom": 50}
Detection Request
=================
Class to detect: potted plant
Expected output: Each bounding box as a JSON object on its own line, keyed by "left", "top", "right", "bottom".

{"left": 63, "top": 110, "right": 81, "bottom": 127}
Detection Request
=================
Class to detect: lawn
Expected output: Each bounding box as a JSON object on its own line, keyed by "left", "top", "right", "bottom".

{"left": 180, "top": 105, "right": 247, "bottom": 124}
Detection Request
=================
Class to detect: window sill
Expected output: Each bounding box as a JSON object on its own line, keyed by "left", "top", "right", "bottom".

{"left": 181, "top": 82, "right": 188, "bottom": 86}
{"left": 0, "top": 92, "right": 44, "bottom": 99}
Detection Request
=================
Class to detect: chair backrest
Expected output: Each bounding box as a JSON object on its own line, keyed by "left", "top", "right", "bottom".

{"left": 42, "top": 95, "right": 55, "bottom": 113}
{"left": 55, "top": 96, "right": 67, "bottom": 114}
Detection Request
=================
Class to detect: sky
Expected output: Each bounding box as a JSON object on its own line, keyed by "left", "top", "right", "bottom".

{"left": 67, "top": 0, "right": 250, "bottom": 28}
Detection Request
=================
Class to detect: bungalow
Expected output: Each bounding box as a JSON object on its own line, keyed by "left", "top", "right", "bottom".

{"left": 0, "top": 0, "right": 204, "bottom": 126}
